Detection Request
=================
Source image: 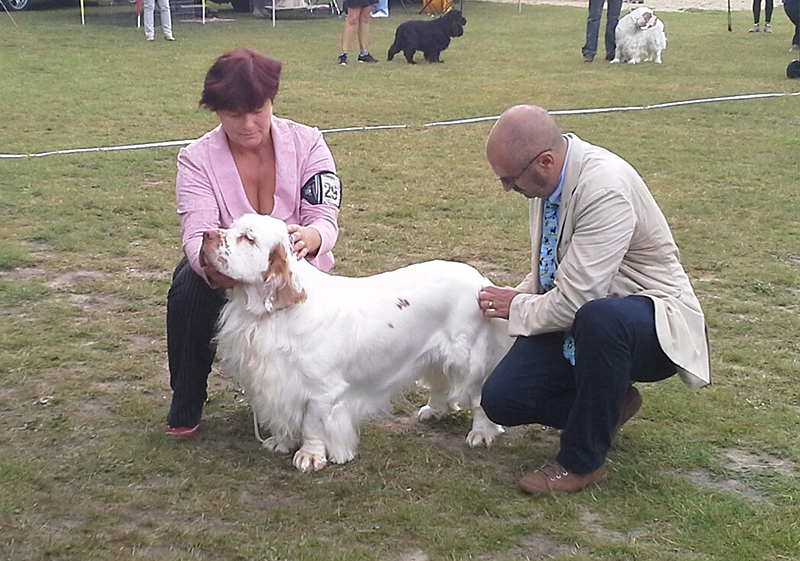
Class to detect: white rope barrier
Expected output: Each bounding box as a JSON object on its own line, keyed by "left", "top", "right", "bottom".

{"left": 2, "top": 91, "right": 798, "bottom": 160}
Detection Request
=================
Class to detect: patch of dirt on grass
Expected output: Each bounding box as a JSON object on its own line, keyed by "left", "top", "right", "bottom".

{"left": 127, "top": 335, "right": 162, "bottom": 353}
{"left": 478, "top": 534, "right": 576, "bottom": 560}
{"left": 398, "top": 548, "right": 429, "bottom": 561}
{"left": 775, "top": 252, "right": 800, "bottom": 266}
{"left": 47, "top": 270, "right": 106, "bottom": 289}
{"left": 66, "top": 293, "right": 131, "bottom": 313}
{"left": 124, "top": 267, "right": 171, "bottom": 281}
{"left": 723, "top": 448, "right": 796, "bottom": 477}
{"left": 0, "top": 267, "right": 48, "bottom": 280}
{"left": 21, "top": 240, "right": 56, "bottom": 258}
{"left": 685, "top": 470, "right": 766, "bottom": 500}
{"left": 579, "top": 511, "right": 648, "bottom": 543}
{"left": 237, "top": 490, "right": 305, "bottom": 511}
{"left": 376, "top": 412, "right": 420, "bottom": 435}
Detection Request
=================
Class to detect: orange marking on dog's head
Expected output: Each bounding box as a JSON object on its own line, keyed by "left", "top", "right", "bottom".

{"left": 261, "top": 243, "right": 307, "bottom": 311}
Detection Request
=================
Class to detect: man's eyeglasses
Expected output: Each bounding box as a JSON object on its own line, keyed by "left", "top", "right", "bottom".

{"left": 499, "top": 148, "right": 552, "bottom": 190}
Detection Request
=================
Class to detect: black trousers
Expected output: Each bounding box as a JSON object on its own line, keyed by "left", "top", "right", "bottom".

{"left": 753, "top": 0, "right": 774, "bottom": 23}
{"left": 166, "top": 257, "right": 226, "bottom": 427}
{"left": 481, "top": 296, "right": 676, "bottom": 473}
{"left": 786, "top": 0, "right": 800, "bottom": 46}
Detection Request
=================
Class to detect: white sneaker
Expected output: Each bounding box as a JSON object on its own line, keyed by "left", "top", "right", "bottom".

{"left": 748, "top": 24, "right": 760, "bottom": 32}
{"left": 146, "top": 35, "right": 155, "bottom": 41}
{"left": 165, "top": 34, "right": 175, "bottom": 41}
{"left": 371, "top": 9, "right": 388, "bottom": 17}
{"left": 763, "top": 23, "right": 772, "bottom": 33}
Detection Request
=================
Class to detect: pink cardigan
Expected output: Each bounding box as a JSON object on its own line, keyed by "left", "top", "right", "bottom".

{"left": 176, "top": 116, "right": 340, "bottom": 283}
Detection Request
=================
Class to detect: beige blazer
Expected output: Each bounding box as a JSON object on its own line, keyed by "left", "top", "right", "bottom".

{"left": 509, "top": 134, "right": 710, "bottom": 388}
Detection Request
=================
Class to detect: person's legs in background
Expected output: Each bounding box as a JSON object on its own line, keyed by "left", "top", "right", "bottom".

{"left": 339, "top": 5, "right": 361, "bottom": 64}
{"left": 604, "top": 0, "right": 623, "bottom": 60}
{"left": 357, "top": 6, "right": 378, "bottom": 61}
{"left": 582, "top": 0, "right": 605, "bottom": 62}
{"left": 750, "top": 0, "right": 762, "bottom": 31}
{"left": 157, "top": 0, "right": 174, "bottom": 40}
{"left": 252, "top": 0, "right": 270, "bottom": 18}
{"left": 372, "top": 0, "right": 389, "bottom": 18}
{"left": 763, "top": 0, "right": 773, "bottom": 31}
{"left": 143, "top": 0, "right": 156, "bottom": 40}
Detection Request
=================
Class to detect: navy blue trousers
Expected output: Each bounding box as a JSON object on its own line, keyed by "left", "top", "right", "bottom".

{"left": 481, "top": 296, "right": 676, "bottom": 473}
{"left": 582, "top": 0, "right": 623, "bottom": 60}
{"left": 786, "top": 0, "right": 800, "bottom": 46}
{"left": 166, "top": 258, "right": 226, "bottom": 427}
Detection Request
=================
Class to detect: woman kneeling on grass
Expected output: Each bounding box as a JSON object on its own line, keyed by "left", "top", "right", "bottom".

{"left": 165, "top": 48, "right": 342, "bottom": 437}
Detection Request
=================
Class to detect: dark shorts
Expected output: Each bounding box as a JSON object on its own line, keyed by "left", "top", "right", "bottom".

{"left": 345, "top": 0, "right": 378, "bottom": 8}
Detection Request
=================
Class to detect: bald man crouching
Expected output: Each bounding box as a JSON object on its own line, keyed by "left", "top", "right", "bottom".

{"left": 478, "top": 105, "right": 710, "bottom": 494}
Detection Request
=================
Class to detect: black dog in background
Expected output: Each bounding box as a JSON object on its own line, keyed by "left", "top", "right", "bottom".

{"left": 387, "top": 10, "right": 467, "bottom": 64}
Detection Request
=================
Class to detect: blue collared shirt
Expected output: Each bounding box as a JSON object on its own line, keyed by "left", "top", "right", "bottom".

{"left": 547, "top": 135, "right": 571, "bottom": 206}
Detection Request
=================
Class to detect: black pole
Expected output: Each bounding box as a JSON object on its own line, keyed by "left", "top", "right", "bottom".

{"left": 727, "top": 0, "right": 732, "bottom": 31}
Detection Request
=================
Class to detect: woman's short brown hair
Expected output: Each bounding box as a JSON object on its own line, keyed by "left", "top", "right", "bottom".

{"left": 199, "top": 48, "right": 282, "bottom": 113}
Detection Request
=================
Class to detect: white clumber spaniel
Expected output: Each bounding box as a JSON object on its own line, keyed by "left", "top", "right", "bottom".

{"left": 611, "top": 7, "right": 667, "bottom": 64}
{"left": 202, "top": 213, "right": 513, "bottom": 472}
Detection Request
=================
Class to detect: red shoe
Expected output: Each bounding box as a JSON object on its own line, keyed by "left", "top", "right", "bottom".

{"left": 165, "top": 424, "right": 199, "bottom": 438}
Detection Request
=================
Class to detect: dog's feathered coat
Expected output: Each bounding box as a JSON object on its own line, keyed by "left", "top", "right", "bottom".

{"left": 387, "top": 10, "right": 467, "bottom": 64}
{"left": 203, "top": 214, "right": 512, "bottom": 472}
{"left": 611, "top": 7, "right": 667, "bottom": 64}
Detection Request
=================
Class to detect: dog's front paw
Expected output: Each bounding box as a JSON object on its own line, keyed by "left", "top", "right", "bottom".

{"left": 466, "top": 424, "right": 505, "bottom": 447}
{"left": 262, "top": 436, "right": 298, "bottom": 454}
{"left": 293, "top": 440, "right": 328, "bottom": 472}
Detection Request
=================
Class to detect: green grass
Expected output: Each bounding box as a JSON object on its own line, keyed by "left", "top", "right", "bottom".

{"left": 2, "top": 2, "right": 800, "bottom": 560}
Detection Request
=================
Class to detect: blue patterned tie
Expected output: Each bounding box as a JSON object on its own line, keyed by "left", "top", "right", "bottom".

{"left": 539, "top": 200, "right": 576, "bottom": 366}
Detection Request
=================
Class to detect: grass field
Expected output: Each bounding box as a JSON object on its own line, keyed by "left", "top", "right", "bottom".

{"left": 1, "top": 2, "right": 799, "bottom": 560}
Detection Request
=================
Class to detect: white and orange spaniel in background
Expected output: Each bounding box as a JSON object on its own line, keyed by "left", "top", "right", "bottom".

{"left": 612, "top": 7, "right": 667, "bottom": 64}
{"left": 202, "top": 213, "right": 513, "bottom": 472}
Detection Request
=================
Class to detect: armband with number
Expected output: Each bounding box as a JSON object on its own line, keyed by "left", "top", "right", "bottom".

{"left": 301, "top": 172, "right": 342, "bottom": 208}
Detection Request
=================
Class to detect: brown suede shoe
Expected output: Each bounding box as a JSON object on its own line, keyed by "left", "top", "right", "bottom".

{"left": 518, "top": 460, "right": 608, "bottom": 495}
{"left": 613, "top": 385, "right": 642, "bottom": 437}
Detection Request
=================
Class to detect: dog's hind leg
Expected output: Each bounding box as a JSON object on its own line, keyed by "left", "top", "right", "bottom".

{"left": 324, "top": 402, "right": 359, "bottom": 466}
{"left": 387, "top": 41, "right": 400, "bottom": 61}
{"left": 423, "top": 50, "right": 443, "bottom": 63}
{"left": 417, "top": 365, "right": 458, "bottom": 421}
{"left": 403, "top": 50, "right": 417, "bottom": 64}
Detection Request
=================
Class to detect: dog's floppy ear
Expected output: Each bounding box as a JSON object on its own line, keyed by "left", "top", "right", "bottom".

{"left": 255, "top": 243, "right": 307, "bottom": 313}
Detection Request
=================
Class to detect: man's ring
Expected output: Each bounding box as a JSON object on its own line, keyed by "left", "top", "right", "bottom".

{"left": 489, "top": 300, "right": 494, "bottom": 309}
